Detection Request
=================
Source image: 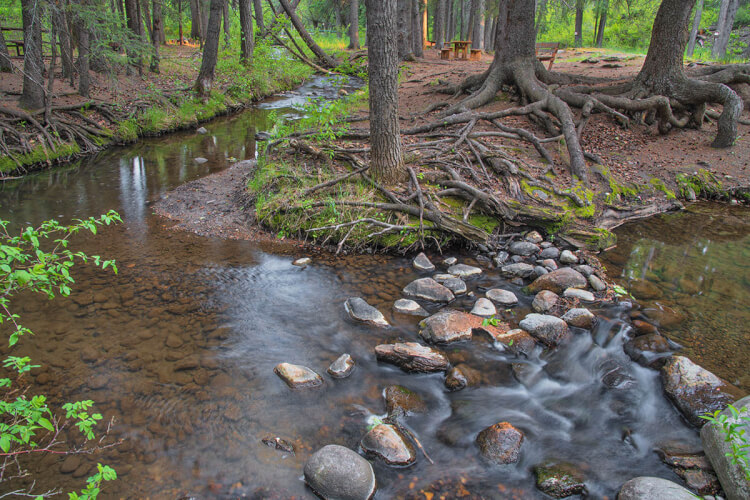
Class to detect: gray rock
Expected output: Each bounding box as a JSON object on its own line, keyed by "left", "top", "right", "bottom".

{"left": 304, "top": 444, "right": 376, "bottom": 500}
{"left": 393, "top": 299, "right": 429, "bottom": 317}
{"left": 471, "top": 298, "right": 496, "bottom": 318}
{"left": 561, "top": 308, "right": 595, "bottom": 329}
{"left": 661, "top": 356, "right": 742, "bottom": 427}
{"left": 534, "top": 266, "right": 549, "bottom": 277}
{"left": 486, "top": 289, "right": 518, "bottom": 306}
{"left": 540, "top": 247, "right": 560, "bottom": 259}
{"left": 403, "top": 278, "right": 454, "bottom": 303}
{"left": 384, "top": 385, "right": 426, "bottom": 418}
{"left": 532, "top": 290, "right": 559, "bottom": 313}
{"left": 476, "top": 422, "right": 524, "bottom": 464}
{"left": 540, "top": 241, "right": 553, "bottom": 248}
{"left": 491, "top": 329, "right": 538, "bottom": 356}
{"left": 194, "top": 157, "right": 208, "bottom": 164}
{"left": 527, "top": 268, "right": 588, "bottom": 295}
{"left": 519, "top": 314, "right": 569, "bottom": 347}
{"left": 589, "top": 274, "right": 607, "bottom": 292}
{"left": 501, "top": 263, "right": 536, "bottom": 279}
{"left": 563, "top": 288, "right": 596, "bottom": 302}
{"left": 509, "top": 241, "right": 540, "bottom": 256}
{"left": 525, "top": 231, "right": 544, "bottom": 244}
{"left": 361, "top": 424, "right": 416, "bottom": 466}
{"left": 542, "top": 259, "right": 558, "bottom": 270}
{"left": 375, "top": 342, "right": 450, "bottom": 373}
{"left": 293, "top": 257, "right": 311, "bottom": 266}
{"left": 443, "top": 257, "right": 458, "bottom": 266}
{"left": 274, "top": 363, "right": 324, "bottom": 389}
{"left": 442, "top": 277, "right": 467, "bottom": 295}
{"left": 559, "top": 249, "right": 578, "bottom": 264}
{"left": 432, "top": 273, "right": 454, "bottom": 282}
{"left": 196, "top": 127, "right": 208, "bottom": 134}
{"left": 327, "top": 354, "right": 355, "bottom": 378}
{"left": 617, "top": 476, "right": 696, "bottom": 500}
{"left": 701, "top": 396, "right": 750, "bottom": 500}
{"left": 511, "top": 255, "right": 524, "bottom": 263}
{"left": 493, "top": 251, "right": 510, "bottom": 267}
{"left": 413, "top": 252, "right": 435, "bottom": 272}
{"left": 419, "top": 309, "right": 479, "bottom": 344}
{"left": 345, "top": 298, "right": 389, "bottom": 327}
{"left": 574, "top": 264, "right": 595, "bottom": 276}
{"left": 447, "top": 263, "right": 482, "bottom": 278}
{"left": 535, "top": 462, "right": 587, "bottom": 498}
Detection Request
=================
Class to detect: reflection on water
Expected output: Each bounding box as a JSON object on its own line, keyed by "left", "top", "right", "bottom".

{"left": 0, "top": 92, "right": 736, "bottom": 497}
{"left": 601, "top": 203, "right": 750, "bottom": 391}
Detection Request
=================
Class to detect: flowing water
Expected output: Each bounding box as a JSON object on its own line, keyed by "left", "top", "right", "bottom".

{"left": 0, "top": 81, "right": 746, "bottom": 498}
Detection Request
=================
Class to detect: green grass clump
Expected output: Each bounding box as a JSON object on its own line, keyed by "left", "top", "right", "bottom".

{"left": 0, "top": 143, "right": 81, "bottom": 173}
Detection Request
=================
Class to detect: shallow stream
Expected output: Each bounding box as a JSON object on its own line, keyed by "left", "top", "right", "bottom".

{"left": 0, "top": 79, "right": 747, "bottom": 498}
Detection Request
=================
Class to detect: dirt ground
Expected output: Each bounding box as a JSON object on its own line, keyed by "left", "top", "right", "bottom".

{"left": 385, "top": 47, "right": 750, "bottom": 191}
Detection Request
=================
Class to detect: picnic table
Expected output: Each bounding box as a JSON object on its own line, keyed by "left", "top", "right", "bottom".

{"left": 450, "top": 40, "right": 471, "bottom": 60}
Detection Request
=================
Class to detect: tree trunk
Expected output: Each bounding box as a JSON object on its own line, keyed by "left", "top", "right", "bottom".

{"left": 124, "top": 0, "right": 143, "bottom": 73}
{"left": 20, "top": 0, "right": 45, "bottom": 110}
{"left": 151, "top": 0, "right": 162, "bottom": 72}
{"left": 191, "top": 0, "right": 202, "bottom": 38}
{"left": 239, "top": 0, "right": 254, "bottom": 65}
{"left": 222, "top": 0, "right": 231, "bottom": 45}
{"left": 412, "top": 0, "right": 424, "bottom": 57}
{"left": 78, "top": 22, "right": 91, "bottom": 97}
{"left": 202, "top": 0, "right": 210, "bottom": 42}
{"left": 635, "top": 0, "right": 741, "bottom": 148}
{"left": 253, "top": 0, "right": 264, "bottom": 32}
{"left": 397, "top": 0, "right": 413, "bottom": 59}
{"left": 195, "top": 0, "right": 223, "bottom": 96}
{"left": 278, "top": 0, "right": 338, "bottom": 67}
{"left": 595, "top": 0, "right": 608, "bottom": 47}
{"left": 712, "top": 0, "right": 739, "bottom": 59}
{"left": 574, "top": 0, "right": 583, "bottom": 47}
{"left": 472, "top": 0, "right": 485, "bottom": 49}
{"left": 686, "top": 0, "right": 703, "bottom": 57}
{"left": 446, "top": 0, "right": 454, "bottom": 42}
{"left": 536, "top": 0, "right": 548, "bottom": 34}
{"left": 365, "top": 0, "right": 405, "bottom": 184}
{"left": 484, "top": 14, "right": 494, "bottom": 50}
{"left": 462, "top": 0, "right": 470, "bottom": 40}
{"left": 0, "top": 22, "right": 13, "bottom": 72}
{"left": 434, "top": 0, "right": 445, "bottom": 49}
{"left": 349, "top": 0, "right": 360, "bottom": 49}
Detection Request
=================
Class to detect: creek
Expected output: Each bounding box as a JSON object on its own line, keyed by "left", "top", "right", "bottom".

{"left": 0, "top": 77, "right": 747, "bottom": 498}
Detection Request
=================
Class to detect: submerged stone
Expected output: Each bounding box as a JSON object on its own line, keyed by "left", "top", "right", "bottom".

{"left": 476, "top": 422, "right": 524, "bottom": 464}
{"left": 534, "top": 462, "right": 587, "bottom": 498}
{"left": 384, "top": 385, "right": 426, "bottom": 418}
{"left": 304, "top": 444, "right": 376, "bottom": 500}
{"left": 445, "top": 363, "right": 482, "bottom": 391}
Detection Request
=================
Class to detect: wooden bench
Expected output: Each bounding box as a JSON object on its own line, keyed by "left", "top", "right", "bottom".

{"left": 6, "top": 40, "right": 24, "bottom": 56}
{"left": 440, "top": 48, "right": 451, "bottom": 60}
{"left": 469, "top": 49, "right": 482, "bottom": 61}
{"left": 535, "top": 42, "right": 560, "bottom": 70}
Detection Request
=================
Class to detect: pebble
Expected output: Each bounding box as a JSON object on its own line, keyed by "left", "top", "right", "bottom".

{"left": 403, "top": 277, "right": 454, "bottom": 303}
{"left": 413, "top": 252, "right": 435, "bottom": 272}
{"left": 509, "top": 241, "right": 540, "bottom": 256}
{"left": 486, "top": 289, "right": 518, "bottom": 306}
{"left": 327, "top": 354, "right": 355, "bottom": 378}
{"left": 532, "top": 290, "right": 559, "bottom": 313}
{"left": 447, "top": 263, "right": 482, "bottom": 278}
{"left": 304, "top": 445, "right": 376, "bottom": 500}
{"left": 539, "top": 247, "right": 560, "bottom": 259}
{"left": 274, "top": 363, "right": 324, "bottom": 389}
{"left": 293, "top": 257, "right": 311, "bottom": 266}
{"left": 471, "top": 298, "right": 496, "bottom": 318}
{"left": 563, "top": 288, "right": 596, "bottom": 302}
{"left": 493, "top": 251, "right": 510, "bottom": 267}
{"left": 525, "top": 231, "right": 543, "bottom": 244}
{"left": 442, "top": 277, "right": 467, "bottom": 295}
{"left": 559, "top": 249, "right": 578, "bottom": 264}
{"left": 196, "top": 127, "right": 208, "bottom": 134}
{"left": 393, "top": 298, "right": 429, "bottom": 317}
{"left": 443, "top": 257, "right": 457, "bottom": 266}
{"left": 194, "top": 157, "right": 208, "bottom": 164}
{"left": 345, "top": 297, "right": 389, "bottom": 327}
{"left": 588, "top": 274, "right": 607, "bottom": 291}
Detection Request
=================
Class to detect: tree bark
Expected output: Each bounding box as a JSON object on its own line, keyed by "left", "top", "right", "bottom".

{"left": 595, "top": 0, "right": 609, "bottom": 47}
{"left": 222, "top": 0, "right": 231, "bottom": 45}
{"left": 195, "top": 0, "right": 223, "bottom": 96}
{"left": 239, "top": 0, "right": 254, "bottom": 65}
{"left": 0, "top": 22, "right": 12, "bottom": 72}
{"left": 78, "top": 22, "right": 91, "bottom": 97}
{"left": 349, "top": 0, "right": 360, "bottom": 49}
{"left": 574, "top": 0, "right": 583, "bottom": 47}
{"left": 446, "top": 0, "right": 454, "bottom": 42}
{"left": 397, "top": 0, "right": 414, "bottom": 59}
{"left": 124, "top": 0, "right": 143, "bottom": 73}
{"left": 151, "top": 0, "right": 162, "bottom": 72}
{"left": 472, "top": 0, "right": 485, "bottom": 49}
{"left": 365, "top": 0, "right": 405, "bottom": 184}
{"left": 434, "top": 0, "right": 446, "bottom": 49}
{"left": 191, "top": 0, "right": 202, "bottom": 38}
{"left": 278, "top": 0, "right": 338, "bottom": 68}
{"left": 712, "top": 0, "right": 739, "bottom": 59}
{"left": 20, "top": 0, "right": 45, "bottom": 110}
{"left": 412, "top": 0, "right": 424, "bottom": 57}
{"left": 462, "top": 0, "right": 470, "bottom": 40}
{"left": 253, "top": 0, "right": 264, "bottom": 32}
{"left": 686, "top": 0, "right": 703, "bottom": 57}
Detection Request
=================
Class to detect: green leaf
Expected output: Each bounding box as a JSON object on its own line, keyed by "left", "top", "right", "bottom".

{"left": 0, "top": 434, "right": 11, "bottom": 452}
{"left": 38, "top": 417, "right": 54, "bottom": 432}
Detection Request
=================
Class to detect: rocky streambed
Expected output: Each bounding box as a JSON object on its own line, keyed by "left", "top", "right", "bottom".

{"left": 273, "top": 233, "right": 749, "bottom": 499}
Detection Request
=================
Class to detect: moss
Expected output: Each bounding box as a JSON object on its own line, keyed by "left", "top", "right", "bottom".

{"left": 0, "top": 143, "right": 82, "bottom": 173}
{"left": 586, "top": 228, "right": 617, "bottom": 251}
{"left": 676, "top": 169, "right": 726, "bottom": 200}
{"left": 649, "top": 178, "right": 676, "bottom": 199}
{"left": 467, "top": 214, "right": 499, "bottom": 234}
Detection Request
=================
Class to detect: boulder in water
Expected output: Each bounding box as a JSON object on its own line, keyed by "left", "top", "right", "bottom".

{"left": 384, "top": 385, "right": 426, "bottom": 418}
{"left": 304, "top": 444, "right": 376, "bottom": 500}
{"left": 617, "top": 476, "right": 696, "bottom": 500}
{"left": 445, "top": 363, "right": 482, "bottom": 391}
{"left": 500, "top": 263, "right": 536, "bottom": 279}
{"left": 293, "top": 257, "right": 311, "bottom": 266}
{"left": 470, "top": 298, "right": 496, "bottom": 318}
{"left": 442, "top": 277, "right": 467, "bottom": 295}
{"left": 375, "top": 342, "right": 450, "bottom": 373}
{"left": 559, "top": 249, "right": 578, "bottom": 264}
{"left": 563, "top": 288, "right": 596, "bottom": 302}
{"left": 561, "top": 308, "right": 595, "bottom": 329}
{"left": 519, "top": 314, "right": 569, "bottom": 347}
{"left": 526, "top": 268, "right": 588, "bottom": 295}
{"left": 419, "top": 309, "right": 478, "bottom": 344}
{"left": 327, "top": 354, "right": 355, "bottom": 378}
{"left": 476, "top": 422, "right": 524, "bottom": 464}
{"left": 509, "top": 241, "right": 540, "bottom": 256}
{"left": 486, "top": 288, "right": 518, "bottom": 306}
{"left": 413, "top": 252, "right": 435, "bottom": 272}
{"left": 403, "top": 278, "right": 455, "bottom": 303}
{"left": 624, "top": 334, "right": 672, "bottom": 368}
{"left": 532, "top": 290, "right": 559, "bottom": 313}
{"left": 345, "top": 297, "right": 389, "bottom": 327}
{"left": 360, "top": 424, "right": 416, "bottom": 467}
{"left": 274, "top": 363, "right": 324, "bottom": 389}
{"left": 534, "top": 462, "right": 587, "bottom": 498}
{"left": 393, "top": 299, "right": 429, "bottom": 317}
{"left": 447, "top": 263, "right": 482, "bottom": 278}
{"left": 661, "top": 356, "right": 742, "bottom": 427}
